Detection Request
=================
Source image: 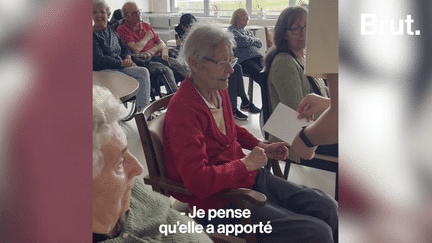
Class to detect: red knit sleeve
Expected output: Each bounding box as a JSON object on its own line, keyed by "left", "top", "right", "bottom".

{"left": 236, "top": 125, "right": 260, "bottom": 150}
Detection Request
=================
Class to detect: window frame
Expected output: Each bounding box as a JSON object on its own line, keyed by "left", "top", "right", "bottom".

{"left": 170, "top": 0, "right": 291, "bottom": 19}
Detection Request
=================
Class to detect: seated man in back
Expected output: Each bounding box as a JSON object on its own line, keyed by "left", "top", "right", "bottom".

{"left": 117, "top": 1, "right": 187, "bottom": 94}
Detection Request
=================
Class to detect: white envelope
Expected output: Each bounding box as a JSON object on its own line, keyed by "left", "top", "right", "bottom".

{"left": 263, "top": 103, "right": 313, "bottom": 145}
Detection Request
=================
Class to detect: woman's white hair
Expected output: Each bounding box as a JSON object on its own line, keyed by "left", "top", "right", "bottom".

{"left": 230, "top": 8, "right": 247, "bottom": 25}
{"left": 93, "top": 85, "right": 126, "bottom": 179}
{"left": 178, "top": 22, "right": 236, "bottom": 68}
{"left": 92, "top": 0, "right": 111, "bottom": 17}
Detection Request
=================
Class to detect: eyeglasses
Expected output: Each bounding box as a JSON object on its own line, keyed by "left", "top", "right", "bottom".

{"left": 203, "top": 57, "right": 238, "bottom": 69}
{"left": 288, "top": 25, "right": 307, "bottom": 35}
{"left": 125, "top": 9, "right": 141, "bottom": 17}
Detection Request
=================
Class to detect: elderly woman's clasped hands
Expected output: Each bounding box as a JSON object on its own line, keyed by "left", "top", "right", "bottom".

{"left": 241, "top": 142, "right": 289, "bottom": 172}
{"left": 121, "top": 55, "right": 137, "bottom": 67}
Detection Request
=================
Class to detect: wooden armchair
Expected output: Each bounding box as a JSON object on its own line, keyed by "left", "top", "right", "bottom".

{"left": 135, "top": 94, "right": 279, "bottom": 243}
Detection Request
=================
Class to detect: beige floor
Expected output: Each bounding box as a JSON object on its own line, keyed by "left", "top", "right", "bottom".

{"left": 121, "top": 77, "right": 337, "bottom": 199}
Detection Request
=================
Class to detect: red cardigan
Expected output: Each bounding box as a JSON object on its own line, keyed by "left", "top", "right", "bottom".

{"left": 163, "top": 76, "right": 260, "bottom": 211}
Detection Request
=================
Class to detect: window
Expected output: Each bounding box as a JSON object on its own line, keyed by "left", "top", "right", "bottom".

{"left": 171, "top": 0, "right": 302, "bottom": 18}
{"left": 251, "top": 0, "right": 288, "bottom": 19}
{"left": 174, "top": 0, "right": 205, "bottom": 15}
{"left": 209, "top": 0, "right": 245, "bottom": 17}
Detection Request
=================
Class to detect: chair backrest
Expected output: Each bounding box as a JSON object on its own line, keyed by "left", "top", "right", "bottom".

{"left": 258, "top": 71, "right": 270, "bottom": 139}
{"left": 264, "top": 26, "right": 275, "bottom": 52}
{"left": 111, "top": 9, "right": 123, "bottom": 22}
{"left": 108, "top": 9, "right": 124, "bottom": 31}
{"left": 135, "top": 94, "right": 174, "bottom": 195}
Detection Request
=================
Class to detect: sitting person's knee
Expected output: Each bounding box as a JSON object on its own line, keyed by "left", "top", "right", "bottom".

{"left": 302, "top": 220, "right": 334, "bottom": 243}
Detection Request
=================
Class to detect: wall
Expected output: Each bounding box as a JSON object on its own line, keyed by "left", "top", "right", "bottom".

{"left": 104, "top": 0, "right": 149, "bottom": 14}
{"left": 150, "top": 0, "right": 170, "bottom": 12}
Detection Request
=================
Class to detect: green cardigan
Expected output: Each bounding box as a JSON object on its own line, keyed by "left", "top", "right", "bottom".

{"left": 267, "top": 52, "right": 328, "bottom": 162}
{"left": 95, "top": 180, "right": 212, "bottom": 243}
{"left": 268, "top": 52, "right": 328, "bottom": 114}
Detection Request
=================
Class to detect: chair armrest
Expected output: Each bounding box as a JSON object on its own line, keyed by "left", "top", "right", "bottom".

{"left": 144, "top": 175, "right": 266, "bottom": 206}
{"left": 144, "top": 174, "right": 193, "bottom": 195}
{"left": 214, "top": 188, "right": 267, "bottom": 207}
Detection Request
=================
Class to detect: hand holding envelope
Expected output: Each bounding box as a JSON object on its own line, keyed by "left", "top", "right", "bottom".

{"left": 297, "top": 93, "right": 331, "bottom": 122}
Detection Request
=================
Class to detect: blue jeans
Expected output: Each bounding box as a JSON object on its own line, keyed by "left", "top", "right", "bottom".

{"left": 102, "top": 67, "right": 151, "bottom": 108}
{"left": 195, "top": 168, "right": 338, "bottom": 243}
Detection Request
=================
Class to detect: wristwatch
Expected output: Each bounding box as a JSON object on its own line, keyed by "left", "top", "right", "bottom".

{"left": 299, "top": 126, "right": 315, "bottom": 147}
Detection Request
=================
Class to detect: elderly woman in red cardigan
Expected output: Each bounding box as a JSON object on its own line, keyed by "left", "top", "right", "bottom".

{"left": 163, "top": 23, "right": 338, "bottom": 243}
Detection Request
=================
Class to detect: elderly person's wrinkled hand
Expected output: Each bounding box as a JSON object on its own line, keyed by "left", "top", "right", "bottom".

{"left": 161, "top": 48, "right": 169, "bottom": 61}
{"left": 259, "top": 142, "right": 289, "bottom": 161}
{"left": 290, "top": 133, "right": 317, "bottom": 160}
{"left": 145, "top": 47, "right": 157, "bottom": 57}
{"left": 241, "top": 146, "right": 268, "bottom": 172}
{"left": 297, "top": 93, "right": 330, "bottom": 122}
{"left": 121, "top": 56, "right": 136, "bottom": 67}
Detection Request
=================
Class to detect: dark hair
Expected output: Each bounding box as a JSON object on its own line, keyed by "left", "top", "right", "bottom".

{"left": 264, "top": 7, "right": 307, "bottom": 72}
{"left": 175, "top": 13, "right": 197, "bottom": 40}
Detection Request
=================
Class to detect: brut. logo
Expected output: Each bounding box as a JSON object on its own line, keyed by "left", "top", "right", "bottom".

{"left": 361, "top": 14, "right": 420, "bottom": 36}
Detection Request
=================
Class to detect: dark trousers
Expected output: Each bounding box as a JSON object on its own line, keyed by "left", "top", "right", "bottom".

{"left": 145, "top": 55, "right": 187, "bottom": 93}
{"left": 196, "top": 169, "right": 338, "bottom": 243}
{"left": 240, "top": 56, "right": 264, "bottom": 87}
{"left": 228, "top": 63, "right": 248, "bottom": 110}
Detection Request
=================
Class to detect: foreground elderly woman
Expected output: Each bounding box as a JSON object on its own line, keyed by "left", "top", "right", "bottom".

{"left": 92, "top": 85, "right": 212, "bottom": 242}
{"left": 163, "top": 23, "right": 338, "bottom": 243}
{"left": 92, "top": 0, "right": 151, "bottom": 110}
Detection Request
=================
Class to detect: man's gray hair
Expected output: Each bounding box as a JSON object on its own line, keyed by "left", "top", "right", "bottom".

{"left": 93, "top": 85, "right": 126, "bottom": 179}
{"left": 121, "top": 1, "right": 137, "bottom": 16}
{"left": 92, "top": 0, "right": 111, "bottom": 17}
{"left": 179, "top": 22, "right": 236, "bottom": 68}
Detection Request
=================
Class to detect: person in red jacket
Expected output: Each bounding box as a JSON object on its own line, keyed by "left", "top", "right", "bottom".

{"left": 117, "top": 1, "right": 187, "bottom": 94}
{"left": 163, "top": 23, "right": 338, "bottom": 243}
